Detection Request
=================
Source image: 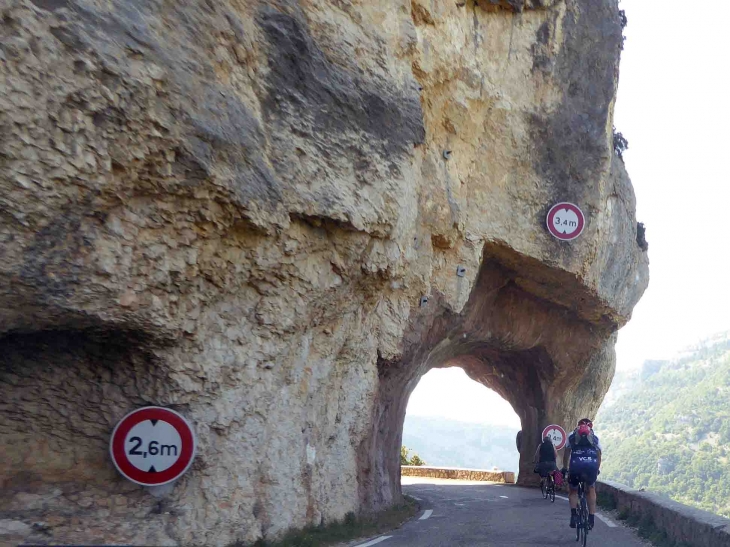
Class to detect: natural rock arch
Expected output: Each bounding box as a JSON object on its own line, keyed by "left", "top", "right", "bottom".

{"left": 358, "top": 245, "right": 621, "bottom": 509}
{"left": 0, "top": 0, "right": 647, "bottom": 545}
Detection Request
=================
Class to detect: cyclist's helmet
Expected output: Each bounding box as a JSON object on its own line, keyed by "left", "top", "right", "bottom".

{"left": 578, "top": 418, "right": 593, "bottom": 428}
{"left": 577, "top": 424, "right": 591, "bottom": 437}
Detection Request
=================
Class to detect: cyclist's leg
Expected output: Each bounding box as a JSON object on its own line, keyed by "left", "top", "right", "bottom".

{"left": 585, "top": 469, "right": 599, "bottom": 528}
{"left": 548, "top": 462, "right": 558, "bottom": 488}
{"left": 585, "top": 468, "right": 598, "bottom": 513}
{"left": 587, "top": 485, "right": 597, "bottom": 514}
{"left": 568, "top": 472, "right": 579, "bottom": 509}
{"left": 567, "top": 471, "right": 580, "bottom": 528}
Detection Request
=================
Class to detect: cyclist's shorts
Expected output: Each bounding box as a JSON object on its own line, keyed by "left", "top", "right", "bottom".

{"left": 568, "top": 462, "right": 599, "bottom": 487}
{"left": 535, "top": 461, "right": 558, "bottom": 477}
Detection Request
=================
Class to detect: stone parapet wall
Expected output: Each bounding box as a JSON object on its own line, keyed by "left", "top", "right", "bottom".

{"left": 597, "top": 480, "right": 730, "bottom": 547}
{"left": 401, "top": 466, "right": 516, "bottom": 484}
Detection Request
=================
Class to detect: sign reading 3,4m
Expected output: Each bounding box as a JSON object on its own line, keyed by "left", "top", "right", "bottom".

{"left": 546, "top": 202, "right": 585, "bottom": 241}
{"left": 110, "top": 407, "right": 196, "bottom": 486}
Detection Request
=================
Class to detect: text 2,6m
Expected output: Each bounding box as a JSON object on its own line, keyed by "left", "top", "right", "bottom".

{"left": 128, "top": 436, "right": 178, "bottom": 458}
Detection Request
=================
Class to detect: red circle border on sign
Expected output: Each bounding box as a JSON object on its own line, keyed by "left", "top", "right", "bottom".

{"left": 542, "top": 424, "right": 568, "bottom": 451}
{"left": 110, "top": 407, "right": 196, "bottom": 486}
{"left": 546, "top": 202, "right": 585, "bottom": 241}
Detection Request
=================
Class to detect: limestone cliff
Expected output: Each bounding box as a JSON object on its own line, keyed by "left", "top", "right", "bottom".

{"left": 0, "top": 0, "right": 647, "bottom": 544}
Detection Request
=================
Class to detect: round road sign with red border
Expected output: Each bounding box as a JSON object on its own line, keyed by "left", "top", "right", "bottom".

{"left": 542, "top": 424, "right": 568, "bottom": 450}
{"left": 110, "top": 407, "right": 196, "bottom": 486}
{"left": 546, "top": 202, "right": 586, "bottom": 241}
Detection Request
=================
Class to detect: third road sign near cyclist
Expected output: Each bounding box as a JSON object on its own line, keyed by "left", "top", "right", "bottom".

{"left": 546, "top": 202, "right": 585, "bottom": 241}
{"left": 110, "top": 406, "right": 196, "bottom": 487}
{"left": 542, "top": 424, "right": 568, "bottom": 450}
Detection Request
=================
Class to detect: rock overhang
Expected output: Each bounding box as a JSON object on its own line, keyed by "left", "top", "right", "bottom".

{"left": 0, "top": 0, "right": 647, "bottom": 544}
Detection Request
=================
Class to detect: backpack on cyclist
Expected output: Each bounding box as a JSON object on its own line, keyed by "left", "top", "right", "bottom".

{"left": 571, "top": 424, "right": 596, "bottom": 448}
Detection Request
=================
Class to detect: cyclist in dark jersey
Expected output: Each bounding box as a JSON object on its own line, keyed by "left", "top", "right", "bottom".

{"left": 562, "top": 418, "right": 602, "bottom": 529}
{"left": 533, "top": 436, "right": 558, "bottom": 477}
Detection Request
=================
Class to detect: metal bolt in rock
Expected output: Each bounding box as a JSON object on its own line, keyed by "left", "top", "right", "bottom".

{"left": 456, "top": 266, "right": 466, "bottom": 277}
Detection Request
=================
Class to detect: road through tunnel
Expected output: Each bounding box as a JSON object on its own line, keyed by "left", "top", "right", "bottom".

{"left": 357, "top": 244, "right": 621, "bottom": 510}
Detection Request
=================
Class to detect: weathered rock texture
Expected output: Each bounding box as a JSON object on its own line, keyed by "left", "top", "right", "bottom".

{"left": 0, "top": 0, "right": 647, "bottom": 544}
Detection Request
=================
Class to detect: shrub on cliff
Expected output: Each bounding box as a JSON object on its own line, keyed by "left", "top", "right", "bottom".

{"left": 409, "top": 454, "right": 426, "bottom": 466}
{"left": 613, "top": 127, "right": 629, "bottom": 159}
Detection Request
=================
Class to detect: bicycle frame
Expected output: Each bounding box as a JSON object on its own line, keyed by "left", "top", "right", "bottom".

{"left": 540, "top": 473, "right": 556, "bottom": 502}
{"left": 576, "top": 481, "right": 590, "bottom": 546}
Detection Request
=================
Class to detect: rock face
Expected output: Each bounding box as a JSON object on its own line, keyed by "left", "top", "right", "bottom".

{"left": 0, "top": 0, "right": 647, "bottom": 544}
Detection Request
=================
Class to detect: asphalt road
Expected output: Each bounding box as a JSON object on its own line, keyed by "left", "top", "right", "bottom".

{"left": 354, "top": 477, "right": 648, "bottom": 547}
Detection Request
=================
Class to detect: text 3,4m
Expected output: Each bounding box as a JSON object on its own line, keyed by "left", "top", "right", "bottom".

{"left": 128, "top": 437, "right": 179, "bottom": 458}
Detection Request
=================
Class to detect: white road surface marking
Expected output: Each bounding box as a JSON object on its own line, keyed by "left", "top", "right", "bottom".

{"left": 499, "top": 495, "right": 508, "bottom": 499}
{"left": 411, "top": 496, "right": 422, "bottom": 501}
{"left": 556, "top": 495, "right": 569, "bottom": 501}
{"left": 355, "top": 535, "right": 392, "bottom": 546}
{"left": 454, "top": 503, "right": 465, "bottom": 506}
{"left": 419, "top": 509, "right": 433, "bottom": 520}
{"left": 596, "top": 513, "right": 618, "bottom": 528}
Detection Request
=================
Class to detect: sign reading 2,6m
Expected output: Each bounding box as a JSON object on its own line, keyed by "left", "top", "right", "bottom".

{"left": 546, "top": 202, "right": 585, "bottom": 241}
{"left": 110, "top": 407, "right": 196, "bottom": 486}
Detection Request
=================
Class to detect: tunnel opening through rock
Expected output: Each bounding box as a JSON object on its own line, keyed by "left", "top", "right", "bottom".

{"left": 402, "top": 367, "right": 521, "bottom": 473}
{"left": 358, "top": 244, "right": 620, "bottom": 510}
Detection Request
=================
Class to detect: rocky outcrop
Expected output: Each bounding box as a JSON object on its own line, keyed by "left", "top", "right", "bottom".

{"left": 0, "top": 0, "right": 647, "bottom": 544}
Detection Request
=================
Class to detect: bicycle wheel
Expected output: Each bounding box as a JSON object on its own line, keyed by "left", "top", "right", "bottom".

{"left": 581, "top": 494, "right": 589, "bottom": 546}
{"left": 549, "top": 479, "right": 556, "bottom": 503}
{"left": 541, "top": 478, "right": 547, "bottom": 499}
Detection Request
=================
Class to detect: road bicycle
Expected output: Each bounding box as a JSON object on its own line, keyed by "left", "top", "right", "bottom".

{"left": 540, "top": 472, "right": 556, "bottom": 503}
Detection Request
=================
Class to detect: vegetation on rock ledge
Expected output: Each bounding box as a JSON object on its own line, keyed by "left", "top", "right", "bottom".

{"left": 245, "top": 497, "right": 418, "bottom": 547}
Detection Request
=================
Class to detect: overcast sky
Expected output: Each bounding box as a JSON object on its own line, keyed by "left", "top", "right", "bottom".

{"left": 406, "top": 0, "right": 730, "bottom": 426}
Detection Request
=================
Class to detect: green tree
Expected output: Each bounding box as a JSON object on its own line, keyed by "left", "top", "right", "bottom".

{"left": 401, "top": 445, "right": 426, "bottom": 466}
{"left": 401, "top": 445, "right": 410, "bottom": 465}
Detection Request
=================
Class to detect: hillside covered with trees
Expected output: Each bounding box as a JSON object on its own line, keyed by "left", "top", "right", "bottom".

{"left": 597, "top": 332, "right": 730, "bottom": 518}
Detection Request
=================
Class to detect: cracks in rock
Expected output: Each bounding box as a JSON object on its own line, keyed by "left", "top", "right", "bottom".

{"left": 376, "top": 350, "right": 401, "bottom": 379}
{"left": 636, "top": 222, "right": 648, "bottom": 252}
{"left": 289, "top": 213, "right": 369, "bottom": 237}
{"left": 0, "top": 327, "right": 174, "bottom": 494}
{"left": 410, "top": 1, "right": 435, "bottom": 26}
{"left": 476, "top": 0, "right": 556, "bottom": 13}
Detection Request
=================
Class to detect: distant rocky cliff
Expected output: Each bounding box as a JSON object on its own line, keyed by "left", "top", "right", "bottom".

{"left": 0, "top": 0, "right": 647, "bottom": 544}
